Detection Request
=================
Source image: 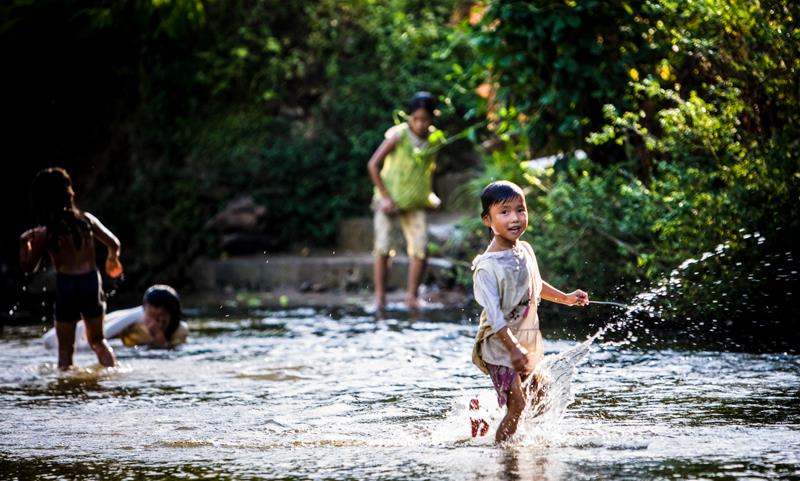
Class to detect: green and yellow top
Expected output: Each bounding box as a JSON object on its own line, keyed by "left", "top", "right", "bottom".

{"left": 376, "top": 123, "right": 442, "bottom": 211}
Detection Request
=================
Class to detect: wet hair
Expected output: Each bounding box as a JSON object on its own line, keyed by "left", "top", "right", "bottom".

{"left": 407, "top": 91, "right": 437, "bottom": 116}
{"left": 31, "top": 167, "right": 92, "bottom": 251}
{"left": 143, "top": 284, "right": 182, "bottom": 341}
{"left": 480, "top": 180, "right": 526, "bottom": 218}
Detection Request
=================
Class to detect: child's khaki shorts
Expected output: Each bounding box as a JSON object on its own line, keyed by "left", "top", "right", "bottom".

{"left": 373, "top": 208, "right": 427, "bottom": 260}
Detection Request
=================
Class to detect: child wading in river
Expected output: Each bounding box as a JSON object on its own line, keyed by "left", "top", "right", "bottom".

{"left": 367, "top": 91, "right": 443, "bottom": 311}
{"left": 471, "top": 180, "right": 589, "bottom": 442}
{"left": 20, "top": 167, "right": 123, "bottom": 370}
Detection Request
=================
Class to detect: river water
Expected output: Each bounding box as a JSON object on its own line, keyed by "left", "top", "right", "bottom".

{"left": 1, "top": 306, "right": 798, "bottom": 480}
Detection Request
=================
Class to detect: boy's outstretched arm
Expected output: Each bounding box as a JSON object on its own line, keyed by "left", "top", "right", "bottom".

{"left": 85, "top": 212, "right": 123, "bottom": 278}
{"left": 541, "top": 281, "right": 589, "bottom": 306}
{"left": 367, "top": 135, "right": 400, "bottom": 214}
{"left": 19, "top": 227, "right": 46, "bottom": 273}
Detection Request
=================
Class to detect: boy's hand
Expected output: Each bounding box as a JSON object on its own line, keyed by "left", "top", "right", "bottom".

{"left": 19, "top": 226, "right": 47, "bottom": 273}
{"left": 510, "top": 344, "right": 530, "bottom": 373}
{"left": 105, "top": 256, "right": 123, "bottom": 279}
{"left": 566, "top": 290, "right": 589, "bottom": 306}
{"left": 379, "top": 196, "right": 397, "bottom": 215}
{"left": 427, "top": 192, "right": 442, "bottom": 209}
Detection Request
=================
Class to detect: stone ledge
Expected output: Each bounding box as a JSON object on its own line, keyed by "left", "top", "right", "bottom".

{"left": 189, "top": 253, "right": 458, "bottom": 292}
{"left": 182, "top": 285, "right": 469, "bottom": 311}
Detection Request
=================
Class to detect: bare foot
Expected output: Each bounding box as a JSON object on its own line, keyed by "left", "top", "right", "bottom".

{"left": 369, "top": 297, "right": 386, "bottom": 317}
{"left": 406, "top": 296, "right": 421, "bottom": 311}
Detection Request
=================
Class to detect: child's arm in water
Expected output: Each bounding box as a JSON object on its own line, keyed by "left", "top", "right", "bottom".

{"left": 367, "top": 134, "right": 401, "bottom": 214}
{"left": 541, "top": 281, "right": 590, "bottom": 306}
{"left": 147, "top": 324, "right": 169, "bottom": 348}
{"left": 85, "top": 212, "right": 123, "bottom": 278}
{"left": 19, "top": 226, "right": 47, "bottom": 274}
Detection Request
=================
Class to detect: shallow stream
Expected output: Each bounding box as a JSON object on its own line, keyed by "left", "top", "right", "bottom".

{"left": 1, "top": 306, "right": 798, "bottom": 480}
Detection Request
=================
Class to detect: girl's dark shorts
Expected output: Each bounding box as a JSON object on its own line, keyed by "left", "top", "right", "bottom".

{"left": 55, "top": 270, "right": 105, "bottom": 322}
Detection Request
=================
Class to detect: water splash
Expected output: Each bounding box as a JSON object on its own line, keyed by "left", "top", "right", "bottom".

{"left": 624, "top": 230, "right": 795, "bottom": 321}
{"left": 431, "top": 390, "right": 503, "bottom": 445}
{"left": 434, "top": 233, "right": 795, "bottom": 446}
{"left": 514, "top": 338, "right": 594, "bottom": 444}
{"left": 599, "top": 229, "right": 799, "bottom": 353}
{"left": 1, "top": 308, "right": 797, "bottom": 479}
{"left": 434, "top": 337, "right": 595, "bottom": 446}
{"left": 501, "top": 233, "right": 796, "bottom": 442}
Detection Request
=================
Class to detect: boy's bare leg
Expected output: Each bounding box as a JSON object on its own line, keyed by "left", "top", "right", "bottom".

{"left": 373, "top": 255, "right": 389, "bottom": 311}
{"left": 83, "top": 315, "right": 116, "bottom": 368}
{"left": 55, "top": 320, "right": 77, "bottom": 370}
{"left": 406, "top": 257, "right": 425, "bottom": 309}
{"left": 496, "top": 374, "right": 527, "bottom": 443}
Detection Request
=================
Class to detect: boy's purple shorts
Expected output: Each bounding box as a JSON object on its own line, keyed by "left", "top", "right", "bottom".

{"left": 486, "top": 363, "right": 520, "bottom": 408}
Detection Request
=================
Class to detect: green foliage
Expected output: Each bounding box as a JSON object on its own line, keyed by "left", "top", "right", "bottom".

{"left": 450, "top": 0, "right": 799, "bottom": 323}
{"left": 3, "top": 0, "right": 797, "bottom": 328}
{"left": 171, "top": 0, "right": 466, "bottom": 254}
{"left": 446, "top": 0, "right": 653, "bottom": 153}
{"left": 2, "top": 0, "right": 468, "bottom": 289}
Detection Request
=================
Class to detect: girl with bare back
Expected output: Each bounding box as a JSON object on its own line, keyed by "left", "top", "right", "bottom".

{"left": 19, "top": 167, "right": 122, "bottom": 370}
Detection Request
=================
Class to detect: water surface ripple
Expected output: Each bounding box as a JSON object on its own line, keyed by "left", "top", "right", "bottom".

{"left": 1, "top": 308, "right": 798, "bottom": 480}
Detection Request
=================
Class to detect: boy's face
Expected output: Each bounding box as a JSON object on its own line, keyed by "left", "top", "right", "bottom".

{"left": 482, "top": 195, "right": 528, "bottom": 245}
{"left": 144, "top": 303, "right": 170, "bottom": 336}
{"left": 408, "top": 108, "right": 433, "bottom": 138}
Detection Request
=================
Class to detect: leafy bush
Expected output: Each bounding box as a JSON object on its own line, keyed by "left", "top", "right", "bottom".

{"left": 3, "top": 0, "right": 470, "bottom": 291}
{"left": 447, "top": 0, "right": 799, "bottom": 323}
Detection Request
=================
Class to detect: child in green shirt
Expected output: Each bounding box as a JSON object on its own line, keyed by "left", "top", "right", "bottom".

{"left": 367, "top": 92, "right": 441, "bottom": 311}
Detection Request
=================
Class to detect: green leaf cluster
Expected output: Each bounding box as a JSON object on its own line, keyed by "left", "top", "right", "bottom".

{"left": 2, "top": 0, "right": 469, "bottom": 289}
{"left": 448, "top": 0, "right": 799, "bottom": 323}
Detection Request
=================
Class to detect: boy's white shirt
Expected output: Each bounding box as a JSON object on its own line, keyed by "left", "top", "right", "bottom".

{"left": 472, "top": 241, "right": 544, "bottom": 368}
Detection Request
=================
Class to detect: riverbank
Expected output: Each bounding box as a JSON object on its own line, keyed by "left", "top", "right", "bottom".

{"left": 182, "top": 285, "right": 469, "bottom": 311}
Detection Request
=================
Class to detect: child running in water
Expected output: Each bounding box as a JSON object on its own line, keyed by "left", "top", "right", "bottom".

{"left": 367, "top": 91, "right": 442, "bottom": 311}
{"left": 471, "top": 180, "right": 589, "bottom": 442}
{"left": 19, "top": 167, "right": 122, "bottom": 370}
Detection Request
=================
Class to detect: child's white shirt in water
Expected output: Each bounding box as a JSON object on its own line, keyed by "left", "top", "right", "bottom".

{"left": 41, "top": 306, "right": 189, "bottom": 349}
{"left": 42, "top": 306, "right": 142, "bottom": 350}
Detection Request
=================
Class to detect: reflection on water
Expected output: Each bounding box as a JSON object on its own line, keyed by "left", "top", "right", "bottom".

{"left": 1, "top": 307, "right": 798, "bottom": 480}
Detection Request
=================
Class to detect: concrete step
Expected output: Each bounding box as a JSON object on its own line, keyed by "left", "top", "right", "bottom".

{"left": 189, "top": 253, "right": 459, "bottom": 292}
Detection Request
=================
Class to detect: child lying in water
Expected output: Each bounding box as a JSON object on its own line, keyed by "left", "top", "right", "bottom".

{"left": 43, "top": 285, "right": 188, "bottom": 350}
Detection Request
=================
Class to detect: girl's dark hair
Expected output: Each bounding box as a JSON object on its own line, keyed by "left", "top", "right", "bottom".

{"left": 31, "top": 167, "right": 92, "bottom": 250}
{"left": 480, "top": 180, "right": 525, "bottom": 218}
{"left": 143, "top": 284, "right": 182, "bottom": 341}
{"left": 407, "top": 91, "right": 437, "bottom": 116}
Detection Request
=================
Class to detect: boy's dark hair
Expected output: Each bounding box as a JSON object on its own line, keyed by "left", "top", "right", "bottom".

{"left": 143, "top": 284, "right": 182, "bottom": 341}
{"left": 31, "top": 167, "right": 92, "bottom": 250}
{"left": 407, "top": 91, "right": 437, "bottom": 116}
{"left": 480, "top": 180, "right": 525, "bottom": 218}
